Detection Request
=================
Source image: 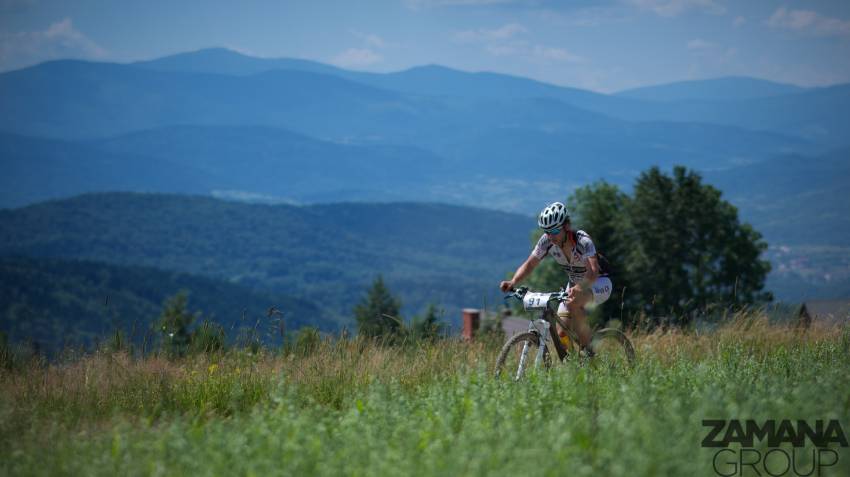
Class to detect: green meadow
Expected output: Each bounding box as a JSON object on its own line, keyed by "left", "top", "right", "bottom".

{"left": 2, "top": 318, "right": 849, "bottom": 477}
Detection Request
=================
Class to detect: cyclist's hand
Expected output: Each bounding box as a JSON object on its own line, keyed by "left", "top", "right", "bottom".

{"left": 499, "top": 280, "right": 514, "bottom": 293}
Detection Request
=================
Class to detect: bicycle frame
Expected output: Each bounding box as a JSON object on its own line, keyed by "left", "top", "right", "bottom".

{"left": 517, "top": 306, "right": 573, "bottom": 377}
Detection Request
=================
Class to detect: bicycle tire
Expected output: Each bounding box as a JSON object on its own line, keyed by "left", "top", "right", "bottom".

{"left": 494, "top": 331, "right": 551, "bottom": 380}
{"left": 587, "top": 328, "right": 636, "bottom": 367}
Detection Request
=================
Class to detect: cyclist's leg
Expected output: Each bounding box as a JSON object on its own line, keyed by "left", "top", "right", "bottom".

{"left": 564, "top": 277, "right": 613, "bottom": 348}
{"left": 565, "top": 286, "right": 593, "bottom": 348}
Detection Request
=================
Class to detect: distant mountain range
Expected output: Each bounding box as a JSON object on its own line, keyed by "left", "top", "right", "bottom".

{"left": 132, "top": 48, "right": 850, "bottom": 146}
{"left": 0, "top": 47, "right": 848, "bottom": 307}
{"left": 616, "top": 76, "right": 807, "bottom": 102}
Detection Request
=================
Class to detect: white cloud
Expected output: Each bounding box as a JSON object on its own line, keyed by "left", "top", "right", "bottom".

{"left": 532, "top": 45, "right": 584, "bottom": 63}
{"left": 625, "top": 0, "right": 725, "bottom": 18}
{"left": 733, "top": 16, "right": 746, "bottom": 27}
{"left": 455, "top": 23, "right": 582, "bottom": 64}
{"left": 330, "top": 48, "right": 383, "bottom": 69}
{"left": 766, "top": 7, "right": 850, "bottom": 38}
{"left": 454, "top": 23, "right": 527, "bottom": 43}
{"left": 350, "top": 30, "right": 393, "bottom": 49}
{"left": 0, "top": 18, "right": 108, "bottom": 72}
{"left": 363, "top": 34, "right": 387, "bottom": 49}
{"left": 529, "top": 6, "right": 632, "bottom": 28}
{"left": 685, "top": 38, "right": 735, "bottom": 63}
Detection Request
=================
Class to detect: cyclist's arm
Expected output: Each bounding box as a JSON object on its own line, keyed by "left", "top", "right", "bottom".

{"left": 500, "top": 254, "right": 541, "bottom": 291}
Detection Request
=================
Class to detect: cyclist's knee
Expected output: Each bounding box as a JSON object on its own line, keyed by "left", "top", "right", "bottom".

{"left": 567, "top": 300, "right": 583, "bottom": 314}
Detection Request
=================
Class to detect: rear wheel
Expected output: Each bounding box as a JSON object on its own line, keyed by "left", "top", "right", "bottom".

{"left": 494, "top": 332, "right": 550, "bottom": 380}
{"left": 586, "top": 328, "right": 636, "bottom": 367}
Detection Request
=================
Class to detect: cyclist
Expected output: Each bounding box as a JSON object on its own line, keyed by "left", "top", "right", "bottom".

{"left": 499, "top": 201, "right": 612, "bottom": 349}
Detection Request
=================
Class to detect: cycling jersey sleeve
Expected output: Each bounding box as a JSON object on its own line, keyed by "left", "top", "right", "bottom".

{"left": 531, "top": 234, "right": 551, "bottom": 260}
{"left": 577, "top": 231, "right": 597, "bottom": 259}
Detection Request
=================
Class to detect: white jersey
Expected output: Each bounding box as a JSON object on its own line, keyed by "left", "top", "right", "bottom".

{"left": 532, "top": 229, "right": 603, "bottom": 285}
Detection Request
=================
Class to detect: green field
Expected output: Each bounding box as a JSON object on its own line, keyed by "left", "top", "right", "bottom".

{"left": 2, "top": 318, "right": 849, "bottom": 476}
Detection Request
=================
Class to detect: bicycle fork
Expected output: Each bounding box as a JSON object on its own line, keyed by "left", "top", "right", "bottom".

{"left": 516, "top": 319, "right": 552, "bottom": 379}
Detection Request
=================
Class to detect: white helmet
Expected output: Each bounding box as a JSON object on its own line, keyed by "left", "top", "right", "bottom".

{"left": 538, "top": 202, "right": 569, "bottom": 230}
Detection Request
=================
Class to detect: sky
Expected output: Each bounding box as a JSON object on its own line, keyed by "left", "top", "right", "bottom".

{"left": 1, "top": 0, "right": 850, "bottom": 93}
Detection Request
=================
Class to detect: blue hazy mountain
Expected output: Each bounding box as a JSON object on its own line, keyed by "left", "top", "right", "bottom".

{"left": 615, "top": 76, "right": 807, "bottom": 101}
{"left": 0, "top": 126, "right": 453, "bottom": 208}
{"left": 1, "top": 119, "right": 809, "bottom": 213}
{"left": 135, "top": 48, "right": 608, "bottom": 105}
{"left": 132, "top": 47, "right": 348, "bottom": 77}
{"left": 125, "top": 48, "right": 848, "bottom": 147}
{"left": 0, "top": 56, "right": 825, "bottom": 154}
{"left": 94, "top": 125, "right": 452, "bottom": 202}
{"left": 706, "top": 148, "right": 850, "bottom": 247}
{"left": 0, "top": 59, "right": 814, "bottom": 172}
{"left": 0, "top": 59, "right": 411, "bottom": 140}
{"left": 0, "top": 132, "right": 213, "bottom": 208}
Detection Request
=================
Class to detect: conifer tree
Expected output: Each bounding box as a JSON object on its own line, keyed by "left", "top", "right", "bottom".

{"left": 354, "top": 275, "right": 402, "bottom": 338}
{"left": 157, "top": 291, "right": 196, "bottom": 358}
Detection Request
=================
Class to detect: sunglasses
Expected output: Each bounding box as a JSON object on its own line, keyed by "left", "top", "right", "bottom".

{"left": 543, "top": 226, "right": 562, "bottom": 235}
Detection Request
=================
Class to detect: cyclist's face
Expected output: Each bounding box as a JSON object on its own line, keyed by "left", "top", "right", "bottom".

{"left": 545, "top": 222, "right": 569, "bottom": 243}
{"left": 545, "top": 227, "right": 565, "bottom": 239}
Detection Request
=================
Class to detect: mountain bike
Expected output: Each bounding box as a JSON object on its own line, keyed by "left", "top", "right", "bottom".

{"left": 494, "top": 286, "right": 636, "bottom": 380}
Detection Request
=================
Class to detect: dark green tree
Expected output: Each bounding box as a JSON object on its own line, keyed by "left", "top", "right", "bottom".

{"left": 409, "top": 304, "right": 445, "bottom": 342}
{"left": 624, "top": 166, "right": 771, "bottom": 323}
{"left": 157, "top": 291, "right": 197, "bottom": 358}
{"left": 354, "top": 275, "right": 402, "bottom": 338}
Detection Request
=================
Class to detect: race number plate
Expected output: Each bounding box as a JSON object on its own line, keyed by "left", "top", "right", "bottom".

{"left": 522, "top": 292, "right": 550, "bottom": 310}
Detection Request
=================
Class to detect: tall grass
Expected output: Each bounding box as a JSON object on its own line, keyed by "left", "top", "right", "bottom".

{"left": 2, "top": 317, "right": 848, "bottom": 476}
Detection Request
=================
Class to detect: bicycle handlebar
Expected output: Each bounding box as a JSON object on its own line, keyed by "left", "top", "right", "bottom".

{"left": 503, "top": 286, "right": 569, "bottom": 304}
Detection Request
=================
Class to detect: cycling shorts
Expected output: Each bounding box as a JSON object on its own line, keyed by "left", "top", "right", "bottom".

{"left": 557, "top": 277, "right": 613, "bottom": 314}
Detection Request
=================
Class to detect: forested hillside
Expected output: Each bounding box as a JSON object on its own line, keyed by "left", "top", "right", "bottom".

{"left": 0, "top": 193, "right": 532, "bottom": 328}
{"left": 0, "top": 256, "right": 325, "bottom": 353}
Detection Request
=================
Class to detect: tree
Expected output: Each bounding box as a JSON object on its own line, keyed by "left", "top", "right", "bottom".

{"left": 157, "top": 291, "right": 197, "bottom": 358}
{"left": 409, "top": 304, "right": 445, "bottom": 342}
{"left": 624, "top": 166, "right": 771, "bottom": 323}
{"left": 354, "top": 275, "right": 402, "bottom": 338}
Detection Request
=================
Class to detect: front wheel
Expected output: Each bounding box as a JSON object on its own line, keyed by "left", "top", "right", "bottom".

{"left": 494, "top": 331, "right": 551, "bottom": 380}
{"left": 586, "top": 328, "right": 636, "bottom": 367}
